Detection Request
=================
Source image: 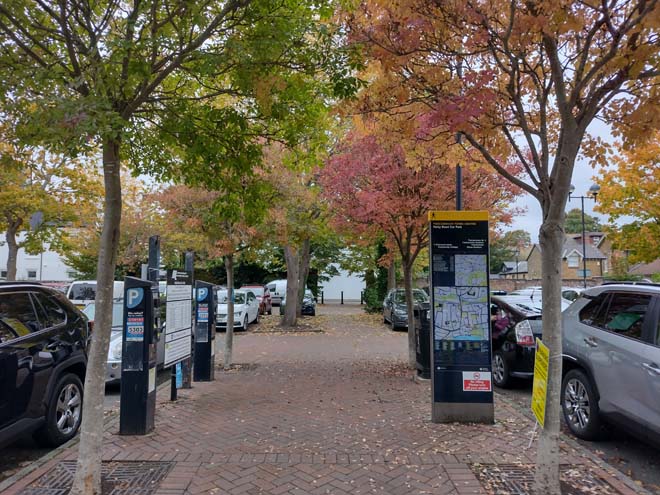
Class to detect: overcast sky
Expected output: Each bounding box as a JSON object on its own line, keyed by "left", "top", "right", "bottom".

{"left": 503, "top": 120, "right": 615, "bottom": 243}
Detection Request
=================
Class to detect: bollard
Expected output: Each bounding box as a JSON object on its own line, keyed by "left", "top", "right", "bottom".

{"left": 321, "top": 291, "right": 324, "bottom": 305}
{"left": 341, "top": 291, "right": 344, "bottom": 305}
{"left": 360, "top": 290, "right": 364, "bottom": 305}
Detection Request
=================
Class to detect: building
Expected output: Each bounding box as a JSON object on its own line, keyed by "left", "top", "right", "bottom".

{"left": 0, "top": 233, "right": 77, "bottom": 281}
{"left": 502, "top": 232, "right": 610, "bottom": 281}
{"left": 319, "top": 265, "right": 365, "bottom": 303}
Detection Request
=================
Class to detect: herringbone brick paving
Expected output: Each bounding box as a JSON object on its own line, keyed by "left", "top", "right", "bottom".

{"left": 3, "top": 305, "right": 643, "bottom": 494}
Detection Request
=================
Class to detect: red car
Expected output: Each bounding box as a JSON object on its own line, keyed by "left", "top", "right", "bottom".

{"left": 240, "top": 285, "right": 273, "bottom": 315}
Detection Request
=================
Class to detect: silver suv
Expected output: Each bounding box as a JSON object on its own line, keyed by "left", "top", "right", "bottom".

{"left": 561, "top": 283, "right": 660, "bottom": 443}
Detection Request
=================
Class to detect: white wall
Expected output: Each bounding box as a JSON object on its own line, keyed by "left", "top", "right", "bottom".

{"left": 0, "top": 232, "right": 77, "bottom": 281}
{"left": 319, "top": 265, "right": 365, "bottom": 302}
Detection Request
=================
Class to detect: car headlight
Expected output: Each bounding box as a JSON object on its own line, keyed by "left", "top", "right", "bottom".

{"left": 234, "top": 312, "right": 241, "bottom": 318}
{"left": 109, "top": 337, "right": 123, "bottom": 361}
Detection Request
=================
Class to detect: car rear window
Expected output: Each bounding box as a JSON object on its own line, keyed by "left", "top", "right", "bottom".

{"left": 69, "top": 283, "right": 96, "bottom": 300}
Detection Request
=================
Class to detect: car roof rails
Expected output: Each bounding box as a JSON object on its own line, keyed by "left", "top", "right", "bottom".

{"left": 601, "top": 281, "right": 660, "bottom": 287}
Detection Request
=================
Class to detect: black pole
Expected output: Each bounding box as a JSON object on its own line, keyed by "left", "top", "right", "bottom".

{"left": 181, "top": 251, "right": 194, "bottom": 388}
{"left": 321, "top": 291, "right": 324, "bottom": 305}
{"left": 581, "top": 196, "right": 587, "bottom": 289}
{"left": 341, "top": 291, "right": 344, "bottom": 305}
{"left": 456, "top": 165, "right": 463, "bottom": 211}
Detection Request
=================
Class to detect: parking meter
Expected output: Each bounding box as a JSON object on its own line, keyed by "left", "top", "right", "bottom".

{"left": 120, "top": 276, "right": 157, "bottom": 435}
{"left": 193, "top": 281, "right": 216, "bottom": 382}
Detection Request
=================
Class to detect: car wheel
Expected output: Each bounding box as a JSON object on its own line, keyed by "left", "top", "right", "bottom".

{"left": 390, "top": 318, "right": 398, "bottom": 331}
{"left": 255, "top": 312, "right": 259, "bottom": 324}
{"left": 492, "top": 351, "right": 511, "bottom": 388}
{"left": 242, "top": 315, "right": 249, "bottom": 331}
{"left": 562, "top": 369, "right": 603, "bottom": 440}
{"left": 35, "top": 373, "right": 83, "bottom": 447}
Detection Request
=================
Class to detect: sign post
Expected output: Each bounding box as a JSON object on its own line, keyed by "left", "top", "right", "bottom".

{"left": 429, "top": 211, "right": 494, "bottom": 423}
{"left": 193, "top": 281, "right": 216, "bottom": 381}
{"left": 120, "top": 277, "right": 157, "bottom": 435}
{"left": 164, "top": 269, "right": 193, "bottom": 372}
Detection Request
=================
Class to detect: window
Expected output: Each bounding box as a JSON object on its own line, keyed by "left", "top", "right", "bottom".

{"left": 27, "top": 270, "right": 37, "bottom": 280}
{"left": 0, "top": 292, "right": 41, "bottom": 336}
{"left": 579, "top": 294, "right": 607, "bottom": 325}
{"left": 0, "top": 270, "right": 6, "bottom": 279}
{"left": 34, "top": 292, "right": 67, "bottom": 328}
{"left": 0, "top": 320, "right": 16, "bottom": 343}
{"left": 597, "top": 293, "right": 651, "bottom": 340}
{"left": 567, "top": 255, "right": 580, "bottom": 268}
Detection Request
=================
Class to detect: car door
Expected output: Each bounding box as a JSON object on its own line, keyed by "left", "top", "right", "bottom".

{"left": 640, "top": 296, "right": 660, "bottom": 435}
{"left": 383, "top": 291, "right": 393, "bottom": 322}
{"left": 582, "top": 291, "right": 654, "bottom": 423}
{"left": 0, "top": 291, "right": 44, "bottom": 424}
{"left": 248, "top": 292, "right": 258, "bottom": 322}
{"left": 0, "top": 321, "right": 19, "bottom": 428}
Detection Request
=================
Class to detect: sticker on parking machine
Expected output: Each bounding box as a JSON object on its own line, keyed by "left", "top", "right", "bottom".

{"left": 462, "top": 371, "right": 492, "bottom": 391}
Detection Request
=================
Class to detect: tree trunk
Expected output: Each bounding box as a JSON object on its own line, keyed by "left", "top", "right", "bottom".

{"left": 387, "top": 260, "right": 396, "bottom": 290}
{"left": 402, "top": 259, "right": 416, "bottom": 369}
{"left": 5, "top": 220, "right": 20, "bottom": 281}
{"left": 533, "top": 214, "right": 565, "bottom": 495}
{"left": 282, "top": 245, "right": 300, "bottom": 327}
{"left": 70, "top": 138, "right": 122, "bottom": 495}
{"left": 297, "top": 238, "right": 311, "bottom": 317}
{"left": 224, "top": 254, "right": 235, "bottom": 370}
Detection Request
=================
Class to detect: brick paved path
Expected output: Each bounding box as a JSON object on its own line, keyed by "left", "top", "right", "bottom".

{"left": 3, "top": 305, "right": 644, "bottom": 494}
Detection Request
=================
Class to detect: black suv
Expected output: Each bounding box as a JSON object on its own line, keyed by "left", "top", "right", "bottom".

{"left": 0, "top": 282, "right": 88, "bottom": 448}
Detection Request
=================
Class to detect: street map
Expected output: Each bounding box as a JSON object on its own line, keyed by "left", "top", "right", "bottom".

{"left": 434, "top": 254, "right": 489, "bottom": 341}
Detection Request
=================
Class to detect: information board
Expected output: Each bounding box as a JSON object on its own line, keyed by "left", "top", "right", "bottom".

{"left": 164, "top": 270, "right": 192, "bottom": 367}
{"left": 429, "top": 211, "right": 494, "bottom": 423}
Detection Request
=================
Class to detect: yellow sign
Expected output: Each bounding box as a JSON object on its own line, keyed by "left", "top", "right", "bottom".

{"left": 428, "top": 210, "right": 489, "bottom": 221}
{"left": 531, "top": 338, "right": 550, "bottom": 427}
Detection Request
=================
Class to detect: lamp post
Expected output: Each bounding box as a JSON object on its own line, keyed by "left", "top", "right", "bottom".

{"left": 514, "top": 248, "right": 520, "bottom": 281}
{"left": 568, "top": 184, "right": 601, "bottom": 288}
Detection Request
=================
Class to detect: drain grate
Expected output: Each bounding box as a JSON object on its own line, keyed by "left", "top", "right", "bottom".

{"left": 20, "top": 461, "right": 173, "bottom": 495}
{"left": 472, "top": 464, "right": 620, "bottom": 495}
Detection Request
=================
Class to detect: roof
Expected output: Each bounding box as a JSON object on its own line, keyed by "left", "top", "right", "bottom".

{"left": 531, "top": 235, "right": 607, "bottom": 260}
{"left": 629, "top": 259, "right": 660, "bottom": 276}
{"left": 498, "top": 261, "right": 528, "bottom": 275}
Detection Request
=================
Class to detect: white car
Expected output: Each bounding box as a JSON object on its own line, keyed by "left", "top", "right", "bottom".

{"left": 216, "top": 289, "right": 260, "bottom": 331}
{"left": 507, "top": 287, "right": 572, "bottom": 311}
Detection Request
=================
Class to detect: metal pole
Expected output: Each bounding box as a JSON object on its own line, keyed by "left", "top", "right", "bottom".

{"left": 341, "top": 291, "right": 344, "bottom": 305}
{"left": 581, "top": 196, "right": 587, "bottom": 289}
{"left": 456, "top": 165, "right": 463, "bottom": 211}
{"left": 181, "top": 251, "right": 194, "bottom": 389}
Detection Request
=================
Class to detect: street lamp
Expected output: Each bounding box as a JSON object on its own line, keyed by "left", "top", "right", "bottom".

{"left": 568, "top": 184, "right": 601, "bottom": 288}
{"left": 514, "top": 248, "right": 520, "bottom": 281}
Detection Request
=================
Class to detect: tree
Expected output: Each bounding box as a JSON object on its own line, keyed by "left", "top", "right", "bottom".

{"left": 345, "top": 0, "right": 660, "bottom": 490}
{"left": 490, "top": 229, "right": 532, "bottom": 273}
{"left": 0, "top": 1, "right": 354, "bottom": 492}
{"left": 565, "top": 208, "right": 603, "bottom": 234}
{"left": 0, "top": 134, "right": 100, "bottom": 280}
{"left": 596, "top": 132, "right": 660, "bottom": 263}
{"left": 321, "top": 131, "right": 519, "bottom": 367}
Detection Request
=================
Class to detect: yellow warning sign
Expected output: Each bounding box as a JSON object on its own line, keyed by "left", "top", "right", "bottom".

{"left": 531, "top": 338, "right": 549, "bottom": 427}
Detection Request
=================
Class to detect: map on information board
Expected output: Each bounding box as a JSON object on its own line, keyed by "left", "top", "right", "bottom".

{"left": 454, "top": 255, "right": 488, "bottom": 287}
{"left": 434, "top": 286, "right": 489, "bottom": 341}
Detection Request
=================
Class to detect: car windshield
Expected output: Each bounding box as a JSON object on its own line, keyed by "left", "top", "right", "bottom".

{"left": 70, "top": 283, "right": 96, "bottom": 300}
{"left": 393, "top": 290, "right": 428, "bottom": 304}
{"left": 217, "top": 291, "right": 246, "bottom": 304}
{"left": 83, "top": 302, "right": 124, "bottom": 329}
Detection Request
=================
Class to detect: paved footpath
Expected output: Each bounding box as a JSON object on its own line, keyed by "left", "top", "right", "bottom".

{"left": 3, "top": 305, "right": 648, "bottom": 494}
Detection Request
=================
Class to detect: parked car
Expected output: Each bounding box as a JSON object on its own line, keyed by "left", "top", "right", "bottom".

{"left": 507, "top": 287, "right": 572, "bottom": 310}
{"left": 382, "top": 289, "right": 430, "bottom": 330}
{"left": 216, "top": 289, "right": 260, "bottom": 331}
{"left": 0, "top": 282, "right": 88, "bottom": 448}
{"left": 241, "top": 284, "right": 273, "bottom": 315}
{"left": 561, "top": 283, "right": 660, "bottom": 444}
{"left": 266, "top": 279, "right": 287, "bottom": 306}
{"left": 82, "top": 299, "right": 166, "bottom": 384}
{"left": 490, "top": 295, "right": 543, "bottom": 388}
{"left": 66, "top": 280, "right": 124, "bottom": 309}
{"left": 279, "top": 289, "right": 316, "bottom": 316}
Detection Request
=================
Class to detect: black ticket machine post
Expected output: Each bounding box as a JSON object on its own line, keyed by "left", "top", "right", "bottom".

{"left": 120, "top": 276, "right": 157, "bottom": 435}
{"left": 193, "top": 280, "right": 216, "bottom": 382}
